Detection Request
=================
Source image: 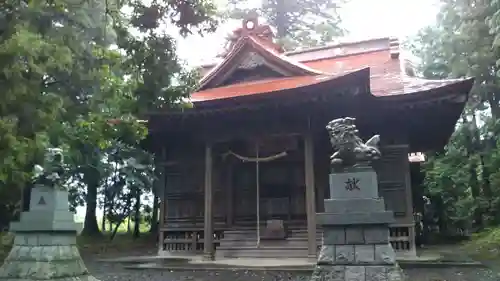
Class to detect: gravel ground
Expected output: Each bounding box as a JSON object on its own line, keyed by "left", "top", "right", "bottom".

{"left": 84, "top": 259, "right": 500, "bottom": 281}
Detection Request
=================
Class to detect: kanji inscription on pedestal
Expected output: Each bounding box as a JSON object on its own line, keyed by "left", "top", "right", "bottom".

{"left": 330, "top": 171, "right": 378, "bottom": 199}
{"left": 344, "top": 178, "right": 360, "bottom": 191}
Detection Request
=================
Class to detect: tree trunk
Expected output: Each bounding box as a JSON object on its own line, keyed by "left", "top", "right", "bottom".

{"left": 81, "top": 167, "right": 101, "bottom": 236}
{"left": 109, "top": 217, "right": 113, "bottom": 231}
{"left": 101, "top": 184, "right": 108, "bottom": 232}
{"left": 133, "top": 188, "right": 141, "bottom": 239}
{"left": 479, "top": 154, "right": 492, "bottom": 218}
{"left": 127, "top": 215, "right": 131, "bottom": 233}
{"left": 82, "top": 182, "right": 101, "bottom": 236}
{"left": 110, "top": 219, "right": 124, "bottom": 241}
{"left": 487, "top": 92, "right": 500, "bottom": 121}
{"left": 463, "top": 115, "right": 482, "bottom": 228}
{"left": 22, "top": 184, "right": 32, "bottom": 212}
{"left": 124, "top": 189, "right": 132, "bottom": 233}
{"left": 275, "top": 0, "right": 287, "bottom": 38}
{"left": 101, "top": 211, "right": 106, "bottom": 232}
{"left": 149, "top": 189, "right": 159, "bottom": 233}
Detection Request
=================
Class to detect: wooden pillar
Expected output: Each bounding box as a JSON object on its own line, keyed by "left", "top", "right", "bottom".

{"left": 158, "top": 199, "right": 165, "bottom": 254}
{"left": 316, "top": 154, "right": 326, "bottom": 213}
{"left": 304, "top": 134, "right": 317, "bottom": 259}
{"left": 157, "top": 147, "right": 167, "bottom": 255}
{"left": 226, "top": 162, "right": 233, "bottom": 227}
{"left": 402, "top": 145, "right": 417, "bottom": 256}
{"left": 203, "top": 143, "right": 214, "bottom": 260}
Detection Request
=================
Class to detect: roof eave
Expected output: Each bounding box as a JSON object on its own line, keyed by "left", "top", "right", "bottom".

{"left": 179, "top": 68, "right": 371, "bottom": 110}
{"left": 377, "top": 77, "right": 474, "bottom": 103}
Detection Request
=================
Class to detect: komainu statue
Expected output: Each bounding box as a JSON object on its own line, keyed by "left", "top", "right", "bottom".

{"left": 32, "top": 147, "right": 66, "bottom": 189}
{"left": 326, "top": 117, "right": 381, "bottom": 170}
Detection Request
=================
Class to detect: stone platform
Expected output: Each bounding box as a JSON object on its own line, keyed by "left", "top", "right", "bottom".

{"left": 98, "top": 252, "right": 478, "bottom": 272}
{"left": 0, "top": 186, "right": 99, "bottom": 281}
{"left": 0, "top": 233, "right": 95, "bottom": 281}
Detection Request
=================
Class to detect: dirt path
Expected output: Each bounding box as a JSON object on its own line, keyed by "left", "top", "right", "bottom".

{"left": 80, "top": 240, "right": 500, "bottom": 281}
{"left": 82, "top": 256, "right": 499, "bottom": 281}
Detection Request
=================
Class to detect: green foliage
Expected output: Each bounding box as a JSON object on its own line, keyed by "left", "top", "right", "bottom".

{"left": 0, "top": 232, "right": 14, "bottom": 261}
{"left": 0, "top": 0, "right": 219, "bottom": 235}
{"left": 408, "top": 0, "right": 500, "bottom": 116}
{"left": 409, "top": 0, "right": 500, "bottom": 232}
{"left": 423, "top": 126, "right": 477, "bottom": 230}
{"left": 224, "top": 0, "right": 346, "bottom": 49}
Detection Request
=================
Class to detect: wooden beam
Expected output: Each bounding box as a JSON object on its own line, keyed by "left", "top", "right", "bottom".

{"left": 226, "top": 161, "right": 234, "bottom": 227}
{"left": 304, "top": 133, "right": 317, "bottom": 259}
{"left": 158, "top": 199, "right": 165, "bottom": 253}
{"left": 158, "top": 147, "right": 167, "bottom": 254}
{"left": 203, "top": 143, "right": 214, "bottom": 260}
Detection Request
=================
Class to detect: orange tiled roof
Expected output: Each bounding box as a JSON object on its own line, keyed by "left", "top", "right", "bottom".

{"left": 193, "top": 18, "right": 470, "bottom": 103}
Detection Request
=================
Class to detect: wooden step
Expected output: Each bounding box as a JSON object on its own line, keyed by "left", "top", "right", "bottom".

{"left": 220, "top": 239, "right": 321, "bottom": 248}
{"left": 217, "top": 247, "right": 312, "bottom": 258}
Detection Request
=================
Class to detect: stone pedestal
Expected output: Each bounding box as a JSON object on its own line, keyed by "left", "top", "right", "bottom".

{"left": 0, "top": 185, "right": 99, "bottom": 281}
{"left": 312, "top": 168, "right": 405, "bottom": 281}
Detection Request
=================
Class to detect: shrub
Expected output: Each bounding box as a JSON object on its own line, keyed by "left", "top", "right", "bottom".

{"left": 0, "top": 232, "right": 14, "bottom": 261}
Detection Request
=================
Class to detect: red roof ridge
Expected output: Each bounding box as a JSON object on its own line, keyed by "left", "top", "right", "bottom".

{"left": 198, "top": 36, "right": 401, "bottom": 70}
{"left": 285, "top": 37, "right": 394, "bottom": 55}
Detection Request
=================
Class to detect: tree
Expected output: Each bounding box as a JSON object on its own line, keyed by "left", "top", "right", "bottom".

{"left": 224, "top": 0, "right": 346, "bottom": 49}
{"left": 409, "top": 0, "right": 500, "bottom": 231}
{"left": 0, "top": 0, "right": 80, "bottom": 229}
{"left": 0, "top": 0, "right": 219, "bottom": 236}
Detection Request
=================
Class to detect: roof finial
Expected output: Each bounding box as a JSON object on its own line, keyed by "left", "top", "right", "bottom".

{"left": 218, "top": 11, "right": 282, "bottom": 57}
{"left": 242, "top": 10, "right": 259, "bottom": 32}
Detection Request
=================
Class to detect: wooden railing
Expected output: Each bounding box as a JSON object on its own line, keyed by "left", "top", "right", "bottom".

{"left": 389, "top": 224, "right": 415, "bottom": 254}
{"left": 159, "top": 225, "right": 416, "bottom": 256}
{"left": 159, "top": 229, "right": 223, "bottom": 254}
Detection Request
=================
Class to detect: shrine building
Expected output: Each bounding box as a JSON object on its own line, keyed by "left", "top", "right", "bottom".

{"left": 146, "top": 17, "right": 473, "bottom": 260}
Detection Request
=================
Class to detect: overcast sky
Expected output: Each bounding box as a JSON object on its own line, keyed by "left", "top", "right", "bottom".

{"left": 175, "top": 0, "right": 440, "bottom": 66}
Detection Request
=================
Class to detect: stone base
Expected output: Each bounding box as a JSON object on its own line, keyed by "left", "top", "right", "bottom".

{"left": 318, "top": 244, "right": 396, "bottom": 265}
{"left": 0, "top": 233, "right": 99, "bottom": 281}
{"left": 311, "top": 264, "right": 405, "bottom": 281}
{"left": 314, "top": 168, "right": 407, "bottom": 280}
{"left": 202, "top": 252, "right": 215, "bottom": 261}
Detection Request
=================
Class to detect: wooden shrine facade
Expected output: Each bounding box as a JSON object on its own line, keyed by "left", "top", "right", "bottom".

{"left": 146, "top": 17, "right": 474, "bottom": 260}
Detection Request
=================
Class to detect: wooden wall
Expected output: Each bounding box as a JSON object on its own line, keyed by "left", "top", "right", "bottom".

{"left": 160, "top": 138, "right": 414, "bottom": 230}
{"left": 375, "top": 145, "right": 414, "bottom": 223}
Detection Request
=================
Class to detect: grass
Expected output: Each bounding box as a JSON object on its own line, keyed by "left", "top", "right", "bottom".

{"left": 75, "top": 219, "right": 156, "bottom": 257}
{"left": 77, "top": 232, "right": 156, "bottom": 257}
{"left": 461, "top": 227, "right": 500, "bottom": 262}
